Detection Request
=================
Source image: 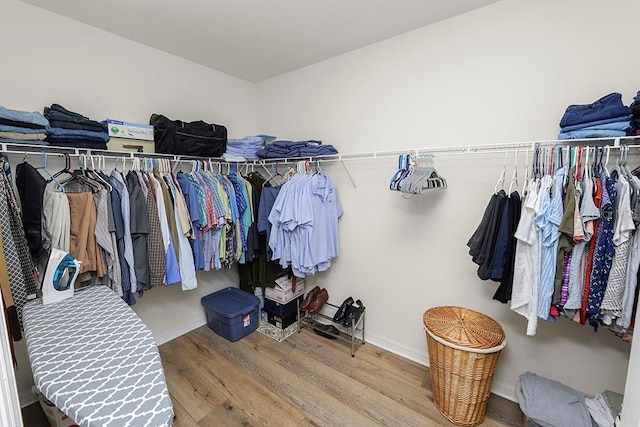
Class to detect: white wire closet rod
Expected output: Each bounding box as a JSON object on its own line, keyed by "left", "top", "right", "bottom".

{"left": 2, "top": 135, "right": 640, "bottom": 165}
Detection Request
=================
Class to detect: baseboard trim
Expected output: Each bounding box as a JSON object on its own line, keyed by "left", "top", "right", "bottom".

{"left": 153, "top": 316, "right": 207, "bottom": 345}
{"left": 19, "top": 389, "right": 37, "bottom": 408}
{"left": 365, "top": 331, "right": 517, "bottom": 402}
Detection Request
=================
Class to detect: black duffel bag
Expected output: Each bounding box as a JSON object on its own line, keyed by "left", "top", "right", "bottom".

{"left": 150, "top": 113, "right": 227, "bottom": 157}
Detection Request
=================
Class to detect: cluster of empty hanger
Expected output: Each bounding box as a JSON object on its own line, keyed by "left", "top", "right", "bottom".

{"left": 492, "top": 144, "right": 640, "bottom": 197}
{"left": 389, "top": 152, "right": 447, "bottom": 195}
{"left": 26, "top": 152, "right": 109, "bottom": 194}
{"left": 259, "top": 159, "right": 325, "bottom": 187}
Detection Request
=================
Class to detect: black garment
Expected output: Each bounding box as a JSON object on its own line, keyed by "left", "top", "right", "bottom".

{"left": 44, "top": 104, "right": 104, "bottom": 129}
{"left": 48, "top": 120, "right": 105, "bottom": 133}
{"left": 15, "top": 162, "right": 46, "bottom": 258}
{"left": 467, "top": 192, "right": 500, "bottom": 263}
{"left": 468, "top": 190, "right": 507, "bottom": 281}
{"left": 46, "top": 139, "right": 107, "bottom": 150}
{"left": 237, "top": 172, "right": 287, "bottom": 293}
{"left": 493, "top": 192, "right": 522, "bottom": 303}
{"left": 486, "top": 193, "right": 514, "bottom": 281}
{"left": 0, "top": 118, "right": 45, "bottom": 130}
{"left": 244, "top": 172, "right": 261, "bottom": 262}
{"left": 126, "top": 172, "right": 150, "bottom": 295}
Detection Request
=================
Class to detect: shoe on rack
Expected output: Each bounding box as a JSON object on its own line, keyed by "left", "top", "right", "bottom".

{"left": 300, "top": 285, "right": 321, "bottom": 311}
{"left": 308, "top": 288, "right": 329, "bottom": 314}
{"left": 313, "top": 324, "right": 340, "bottom": 340}
{"left": 342, "top": 299, "right": 365, "bottom": 328}
{"left": 333, "top": 297, "right": 354, "bottom": 322}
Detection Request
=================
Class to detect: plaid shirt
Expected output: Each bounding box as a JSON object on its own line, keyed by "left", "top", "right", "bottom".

{"left": 144, "top": 173, "right": 166, "bottom": 288}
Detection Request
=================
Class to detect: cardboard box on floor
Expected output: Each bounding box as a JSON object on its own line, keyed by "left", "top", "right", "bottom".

{"left": 38, "top": 393, "right": 78, "bottom": 427}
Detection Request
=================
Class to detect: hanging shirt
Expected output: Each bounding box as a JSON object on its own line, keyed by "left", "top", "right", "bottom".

{"left": 142, "top": 173, "right": 166, "bottom": 289}
{"left": 177, "top": 172, "right": 205, "bottom": 270}
{"left": 126, "top": 171, "right": 150, "bottom": 294}
{"left": 304, "top": 173, "right": 343, "bottom": 274}
{"left": 164, "top": 174, "right": 197, "bottom": 290}
{"left": 535, "top": 169, "right": 564, "bottom": 321}
{"left": 582, "top": 175, "right": 603, "bottom": 324}
{"left": 493, "top": 192, "right": 522, "bottom": 303}
{"left": 511, "top": 178, "right": 541, "bottom": 335}
{"left": 110, "top": 170, "right": 138, "bottom": 292}
{"left": 618, "top": 227, "right": 640, "bottom": 329}
{"left": 587, "top": 172, "right": 617, "bottom": 330}
{"left": 601, "top": 175, "right": 635, "bottom": 321}
{"left": 150, "top": 173, "right": 181, "bottom": 286}
{"left": 476, "top": 191, "right": 508, "bottom": 280}
{"left": 106, "top": 176, "right": 134, "bottom": 305}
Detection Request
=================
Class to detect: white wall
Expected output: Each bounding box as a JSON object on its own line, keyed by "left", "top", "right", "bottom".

{"left": 257, "top": 0, "right": 638, "bottom": 402}
{"left": 4, "top": 0, "right": 640, "bottom": 416}
{"left": 1, "top": 0, "right": 256, "bottom": 406}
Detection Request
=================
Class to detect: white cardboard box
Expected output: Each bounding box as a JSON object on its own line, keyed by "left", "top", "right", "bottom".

{"left": 265, "top": 276, "right": 305, "bottom": 303}
{"left": 38, "top": 394, "right": 79, "bottom": 427}
{"left": 103, "top": 120, "right": 154, "bottom": 141}
{"left": 107, "top": 137, "right": 155, "bottom": 153}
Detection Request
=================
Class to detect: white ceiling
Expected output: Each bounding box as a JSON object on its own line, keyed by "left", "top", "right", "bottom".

{"left": 22, "top": 0, "right": 500, "bottom": 83}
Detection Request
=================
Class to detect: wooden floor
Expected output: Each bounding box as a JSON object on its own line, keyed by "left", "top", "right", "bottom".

{"left": 160, "top": 325, "right": 523, "bottom": 427}
{"left": 22, "top": 325, "right": 523, "bottom": 426}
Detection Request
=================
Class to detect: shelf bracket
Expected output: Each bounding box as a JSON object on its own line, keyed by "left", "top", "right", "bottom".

{"left": 341, "top": 159, "right": 357, "bottom": 189}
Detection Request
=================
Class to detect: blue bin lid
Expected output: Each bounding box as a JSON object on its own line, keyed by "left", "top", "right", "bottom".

{"left": 201, "top": 287, "right": 260, "bottom": 319}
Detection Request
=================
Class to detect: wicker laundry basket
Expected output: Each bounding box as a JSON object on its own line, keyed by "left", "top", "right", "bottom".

{"left": 423, "top": 306, "right": 506, "bottom": 427}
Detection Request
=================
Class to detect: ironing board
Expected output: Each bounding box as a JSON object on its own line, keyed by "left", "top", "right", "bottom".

{"left": 22, "top": 285, "right": 174, "bottom": 427}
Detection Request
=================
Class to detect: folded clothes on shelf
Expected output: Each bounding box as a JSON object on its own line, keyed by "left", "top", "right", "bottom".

{"left": 629, "top": 90, "right": 640, "bottom": 136}
{"left": 0, "top": 138, "right": 49, "bottom": 146}
{"left": 43, "top": 103, "right": 109, "bottom": 149}
{"left": 558, "top": 93, "right": 632, "bottom": 140}
{"left": 256, "top": 139, "right": 338, "bottom": 158}
{"left": 44, "top": 103, "right": 105, "bottom": 132}
{"left": 559, "top": 93, "right": 631, "bottom": 128}
{"left": 225, "top": 135, "right": 275, "bottom": 160}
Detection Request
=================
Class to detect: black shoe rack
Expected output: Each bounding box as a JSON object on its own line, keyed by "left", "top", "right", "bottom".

{"left": 297, "top": 300, "right": 365, "bottom": 357}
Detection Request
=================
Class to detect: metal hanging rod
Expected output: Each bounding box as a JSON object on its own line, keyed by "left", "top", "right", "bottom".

{"left": 2, "top": 135, "right": 640, "bottom": 166}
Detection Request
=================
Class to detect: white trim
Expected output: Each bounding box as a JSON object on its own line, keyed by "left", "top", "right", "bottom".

{"left": 19, "top": 388, "right": 37, "bottom": 408}
{"left": 153, "top": 316, "right": 207, "bottom": 346}
{"left": 365, "top": 331, "right": 517, "bottom": 402}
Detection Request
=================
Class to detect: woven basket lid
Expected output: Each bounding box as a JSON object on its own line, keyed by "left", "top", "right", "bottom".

{"left": 423, "top": 306, "right": 505, "bottom": 349}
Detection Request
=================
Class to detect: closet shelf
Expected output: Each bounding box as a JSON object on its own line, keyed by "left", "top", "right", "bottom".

{"left": 297, "top": 300, "right": 365, "bottom": 357}
{"left": 2, "top": 135, "right": 640, "bottom": 166}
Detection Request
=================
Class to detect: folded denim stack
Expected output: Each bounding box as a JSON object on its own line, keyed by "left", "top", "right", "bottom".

{"left": 43, "top": 104, "right": 108, "bottom": 150}
{"left": 628, "top": 91, "right": 640, "bottom": 135}
{"left": 0, "top": 105, "right": 49, "bottom": 146}
{"left": 558, "top": 92, "right": 631, "bottom": 140}
{"left": 256, "top": 140, "right": 338, "bottom": 159}
{"left": 224, "top": 134, "right": 276, "bottom": 161}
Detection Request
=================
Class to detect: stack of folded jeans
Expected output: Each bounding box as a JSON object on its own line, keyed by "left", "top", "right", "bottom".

{"left": 0, "top": 105, "right": 49, "bottom": 146}
{"left": 44, "top": 104, "right": 108, "bottom": 149}
{"left": 224, "top": 135, "right": 275, "bottom": 161}
{"left": 628, "top": 91, "right": 640, "bottom": 135}
{"left": 256, "top": 140, "right": 338, "bottom": 159}
{"left": 558, "top": 93, "right": 631, "bottom": 140}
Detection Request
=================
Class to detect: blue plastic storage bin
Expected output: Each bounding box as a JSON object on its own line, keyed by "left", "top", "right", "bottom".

{"left": 201, "top": 287, "right": 260, "bottom": 342}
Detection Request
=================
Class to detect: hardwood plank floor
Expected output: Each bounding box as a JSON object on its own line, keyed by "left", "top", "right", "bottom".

{"left": 162, "top": 325, "right": 524, "bottom": 427}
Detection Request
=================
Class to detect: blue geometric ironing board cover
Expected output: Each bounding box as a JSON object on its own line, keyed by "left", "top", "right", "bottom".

{"left": 22, "top": 285, "right": 174, "bottom": 426}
